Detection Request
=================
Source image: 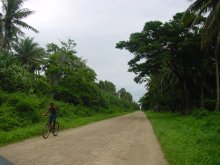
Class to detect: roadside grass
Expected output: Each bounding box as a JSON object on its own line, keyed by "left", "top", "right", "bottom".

{"left": 146, "top": 111, "right": 220, "bottom": 165}
{"left": 0, "top": 112, "right": 130, "bottom": 147}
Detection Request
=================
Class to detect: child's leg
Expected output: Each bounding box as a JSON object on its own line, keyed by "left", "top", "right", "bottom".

{"left": 52, "top": 114, "right": 57, "bottom": 129}
{"left": 49, "top": 116, "right": 53, "bottom": 130}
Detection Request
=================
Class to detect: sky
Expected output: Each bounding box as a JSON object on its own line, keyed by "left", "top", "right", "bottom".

{"left": 23, "top": 0, "right": 190, "bottom": 101}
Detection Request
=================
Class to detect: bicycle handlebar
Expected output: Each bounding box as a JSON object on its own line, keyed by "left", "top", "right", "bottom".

{"left": 42, "top": 113, "right": 47, "bottom": 116}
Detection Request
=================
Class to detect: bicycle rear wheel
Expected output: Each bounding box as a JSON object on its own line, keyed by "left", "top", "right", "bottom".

{"left": 52, "top": 122, "right": 59, "bottom": 136}
{"left": 42, "top": 123, "right": 50, "bottom": 139}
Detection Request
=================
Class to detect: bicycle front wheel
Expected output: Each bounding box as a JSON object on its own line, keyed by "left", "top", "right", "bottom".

{"left": 42, "top": 123, "right": 50, "bottom": 139}
{"left": 53, "top": 122, "right": 59, "bottom": 136}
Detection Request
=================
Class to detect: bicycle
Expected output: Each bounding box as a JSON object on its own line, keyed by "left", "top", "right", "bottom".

{"left": 42, "top": 113, "right": 59, "bottom": 139}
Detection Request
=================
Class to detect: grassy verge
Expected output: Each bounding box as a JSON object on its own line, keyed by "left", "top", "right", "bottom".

{"left": 146, "top": 111, "right": 220, "bottom": 165}
{"left": 0, "top": 112, "right": 130, "bottom": 147}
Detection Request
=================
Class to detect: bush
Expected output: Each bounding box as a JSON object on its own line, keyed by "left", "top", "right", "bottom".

{"left": 0, "top": 90, "right": 7, "bottom": 105}
{"left": 5, "top": 92, "right": 46, "bottom": 125}
{"left": 55, "top": 101, "right": 77, "bottom": 118}
{"left": 0, "top": 105, "right": 20, "bottom": 131}
{"left": 0, "top": 64, "right": 33, "bottom": 93}
{"left": 192, "top": 108, "right": 209, "bottom": 118}
{"left": 33, "top": 75, "right": 51, "bottom": 95}
{"left": 15, "top": 100, "right": 35, "bottom": 113}
{"left": 15, "top": 100, "right": 41, "bottom": 123}
{"left": 75, "top": 106, "right": 96, "bottom": 117}
{"left": 204, "top": 98, "right": 216, "bottom": 111}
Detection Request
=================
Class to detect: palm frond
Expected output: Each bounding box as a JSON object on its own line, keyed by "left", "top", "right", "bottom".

{"left": 4, "top": 0, "right": 23, "bottom": 16}
{"left": 0, "top": 0, "right": 38, "bottom": 50}
{"left": 187, "top": 0, "right": 207, "bottom": 12}
{"left": 13, "top": 37, "right": 46, "bottom": 70}
{"left": 15, "top": 26, "right": 25, "bottom": 36}
{"left": 202, "top": 1, "right": 220, "bottom": 48}
{"left": 13, "top": 20, "right": 39, "bottom": 33}
{"left": 14, "top": 8, "right": 34, "bottom": 19}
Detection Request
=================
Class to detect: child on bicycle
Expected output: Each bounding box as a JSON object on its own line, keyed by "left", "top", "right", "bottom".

{"left": 44, "top": 103, "right": 58, "bottom": 130}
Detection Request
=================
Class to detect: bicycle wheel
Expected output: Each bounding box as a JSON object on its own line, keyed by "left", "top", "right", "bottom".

{"left": 42, "top": 123, "right": 50, "bottom": 139}
{"left": 52, "top": 122, "right": 59, "bottom": 136}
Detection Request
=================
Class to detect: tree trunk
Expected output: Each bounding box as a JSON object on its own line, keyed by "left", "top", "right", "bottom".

{"left": 215, "top": 34, "right": 220, "bottom": 112}
{"left": 183, "top": 80, "right": 189, "bottom": 113}
{"left": 200, "top": 80, "right": 204, "bottom": 108}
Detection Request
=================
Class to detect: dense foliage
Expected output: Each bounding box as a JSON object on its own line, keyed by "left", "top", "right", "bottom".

{"left": 0, "top": 0, "right": 139, "bottom": 132}
{"left": 0, "top": 38, "right": 138, "bottom": 131}
{"left": 116, "top": 12, "right": 219, "bottom": 113}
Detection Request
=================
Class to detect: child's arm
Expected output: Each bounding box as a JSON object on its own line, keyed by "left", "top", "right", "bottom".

{"left": 42, "top": 108, "right": 50, "bottom": 116}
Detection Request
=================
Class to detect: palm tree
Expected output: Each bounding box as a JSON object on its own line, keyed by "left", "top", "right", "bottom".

{"left": 13, "top": 37, "right": 45, "bottom": 73}
{"left": 0, "top": 13, "right": 4, "bottom": 47}
{"left": 184, "top": 0, "right": 220, "bottom": 112}
{"left": 0, "top": 0, "right": 38, "bottom": 50}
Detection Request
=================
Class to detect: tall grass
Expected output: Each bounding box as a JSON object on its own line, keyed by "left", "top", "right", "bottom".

{"left": 146, "top": 111, "right": 220, "bottom": 165}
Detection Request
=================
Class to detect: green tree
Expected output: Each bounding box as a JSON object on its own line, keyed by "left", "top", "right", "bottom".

{"left": 0, "top": 0, "right": 38, "bottom": 50}
{"left": 45, "top": 40, "right": 98, "bottom": 106}
{"left": 184, "top": 0, "right": 220, "bottom": 111}
{"left": 117, "top": 13, "right": 209, "bottom": 112}
{"left": 117, "top": 88, "right": 133, "bottom": 103}
{"left": 0, "top": 50, "right": 33, "bottom": 92}
{"left": 13, "top": 37, "right": 45, "bottom": 73}
{"left": 46, "top": 39, "right": 77, "bottom": 55}
{"left": 98, "top": 80, "right": 117, "bottom": 96}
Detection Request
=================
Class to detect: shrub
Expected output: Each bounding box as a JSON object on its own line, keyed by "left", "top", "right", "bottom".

{"left": 15, "top": 100, "right": 35, "bottom": 113}
{"left": 0, "top": 64, "right": 33, "bottom": 93}
{"left": 204, "top": 98, "right": 216, "bottom": 111}
{"left": 7, "top": 93, "right": 45, "bottom": 124}
{"left": 55, "top": 101, "right": 77, "bottom": 118}
{"left": 15, "top": 100, "right": 41, "bottom": 123}
{"left": 33, "top": 75, "right": 51, "bottom": 95}
{"left": 75, "top": 106, "right": 96, "bottom": 117}
{"left": 0, "top": 90, "right": 7, "bottom": 105}
{"left": 0, "top": 106, "right": 20, "bottom": 131}
{"left": 192, "top": 108, "right": 209, "bottom": 118}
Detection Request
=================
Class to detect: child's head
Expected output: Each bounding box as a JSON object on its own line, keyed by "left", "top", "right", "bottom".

{"left": 50, "top": 102, "right": 54, "bottom": 107}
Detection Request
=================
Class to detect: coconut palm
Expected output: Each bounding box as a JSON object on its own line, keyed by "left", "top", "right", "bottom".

{"left": 184, "top": 0, "right": 220, "bottom": 111}
{"left": 13, "top": 37, "right": 45, "bottom": 73}
{"left": 0, "top": 0, "right": 38, "bottom": 50}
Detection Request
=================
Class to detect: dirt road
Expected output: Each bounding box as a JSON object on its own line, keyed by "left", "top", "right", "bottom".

{"left": 0, "top": 111, "right": 168, "bottom": 165}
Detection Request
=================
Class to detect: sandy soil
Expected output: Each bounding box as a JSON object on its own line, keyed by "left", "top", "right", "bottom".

{"left": 0, "top": 111, "right": 168, "bottom": 165}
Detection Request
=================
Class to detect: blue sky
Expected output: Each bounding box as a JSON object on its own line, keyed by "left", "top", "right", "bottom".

{"left": 24, "top": 0, "right": 190, "bottom": 101}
